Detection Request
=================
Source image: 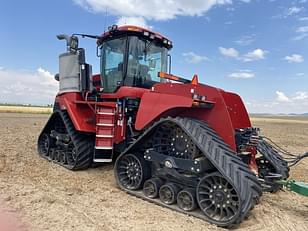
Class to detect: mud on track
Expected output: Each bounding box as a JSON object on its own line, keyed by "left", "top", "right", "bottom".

{"left": 0, "top": 113, "right": 307, "bottom": 231}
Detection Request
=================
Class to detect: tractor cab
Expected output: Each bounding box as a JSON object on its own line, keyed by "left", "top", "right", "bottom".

{"left": 97, "top": 25, "right": 173, "bottom": 93}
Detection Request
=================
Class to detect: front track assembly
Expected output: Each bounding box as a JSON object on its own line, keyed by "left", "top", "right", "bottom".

{"left": 38, "top": 110, "right": 94, "bottom": 170}
{"left": 115, "top": 117, "right": 262, "bottom": 227}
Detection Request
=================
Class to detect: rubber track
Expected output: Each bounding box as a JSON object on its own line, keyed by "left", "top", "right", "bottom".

{"left": 116, "top": 117, "right": 262, "bottom": 227}
{"left": 257, "top": 140, "right": 289, "bottom": 179}
{"left": 38, "top": 110, "right": 93, "bottom": 170}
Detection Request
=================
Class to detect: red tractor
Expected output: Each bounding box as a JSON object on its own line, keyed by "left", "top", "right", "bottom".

{"left": 38, "top": 25, "right": 290, "bottom": 227}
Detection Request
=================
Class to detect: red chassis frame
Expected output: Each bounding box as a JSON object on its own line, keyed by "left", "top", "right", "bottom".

{"left": 54, "top": 79, "right": 257, "bottom": 171}
{"left": 55, "top": 80, "right": 251, "bottom": 151}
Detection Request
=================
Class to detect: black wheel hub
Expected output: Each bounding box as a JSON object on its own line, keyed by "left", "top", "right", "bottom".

{"left": 170, "top": 129, "right": 197, "bottom": 159}
{"left": 197, "top": 173, "right": 240, "bottom": 224}
{"left": 152, "top": 123, "right": 200, "bottom": 159}
{"left": 214, "top": 191, "right": 225, "bottom": 203}
{"left": 127, "top": 163, "right": 139, "bottom": 178}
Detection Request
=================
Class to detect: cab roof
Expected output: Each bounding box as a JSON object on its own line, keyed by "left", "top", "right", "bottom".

{"left": 97, "top": 25, "right": 173, "bottom": 49}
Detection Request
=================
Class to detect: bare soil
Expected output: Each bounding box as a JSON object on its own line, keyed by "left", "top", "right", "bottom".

{"left": 0, "top": 113, "right": 307, "bottom": 231}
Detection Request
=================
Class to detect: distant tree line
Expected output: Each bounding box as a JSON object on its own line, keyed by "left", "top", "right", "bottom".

{"left": 0, "top": 103, "right": 53, "bottom": 108}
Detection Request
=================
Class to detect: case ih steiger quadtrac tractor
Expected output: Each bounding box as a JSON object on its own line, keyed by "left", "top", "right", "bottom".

{"left": 38, "top": 25, "right": 307, "bottom": 227}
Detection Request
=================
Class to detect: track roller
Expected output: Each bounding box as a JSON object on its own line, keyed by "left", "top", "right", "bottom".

{"left": 143, "top": 178, "right": 164, "bottom": 198}
{"left": 177, "top": 188, "right": 197, "bottom": 211}
{"left": 159, "top": 183, "right": 180, "bottom": 205}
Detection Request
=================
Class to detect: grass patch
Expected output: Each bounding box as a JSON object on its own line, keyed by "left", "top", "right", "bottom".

{"left": 250, "top": 116, "right": 308, "bottom": 124}
{"left": 0, "top": 105, "right": 52, "bottom": 114}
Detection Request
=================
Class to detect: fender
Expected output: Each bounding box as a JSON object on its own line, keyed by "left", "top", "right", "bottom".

{"left": 135, "top": 82, "right": 251, "bottom": 151}
{"left": 55, "top": 92, "right": 96, "bottom": 133}
{"left": 221, "top": 91, "right": 251, "bottom": 129}
{"left": 135, "top": 91, "right": 194, "bottom": 130}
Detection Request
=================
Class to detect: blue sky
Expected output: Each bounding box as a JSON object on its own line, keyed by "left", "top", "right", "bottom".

{"left": 0, "top": 0, "right": 307, "bottom": 113}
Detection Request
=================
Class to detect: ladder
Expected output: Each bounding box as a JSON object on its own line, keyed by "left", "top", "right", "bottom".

{"left": 93, "top": 106, "right": 116, "bottom": 163}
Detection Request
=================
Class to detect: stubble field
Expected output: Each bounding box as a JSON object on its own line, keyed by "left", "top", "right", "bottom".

{"left": 0, "top": 113, "right": 307, "bottom": 231}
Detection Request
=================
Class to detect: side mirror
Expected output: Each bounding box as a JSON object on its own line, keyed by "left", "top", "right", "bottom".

{"left": 54, "top": 73, "right": 59, "bottom": 81}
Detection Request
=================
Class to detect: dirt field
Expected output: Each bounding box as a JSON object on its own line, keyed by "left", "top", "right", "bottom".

{"left": 0, "top": 113, "right": 307, "bottom": 231}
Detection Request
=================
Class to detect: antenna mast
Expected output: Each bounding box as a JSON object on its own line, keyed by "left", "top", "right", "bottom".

{"left": 103, "top": 7, "right": 108, "bottom": 33}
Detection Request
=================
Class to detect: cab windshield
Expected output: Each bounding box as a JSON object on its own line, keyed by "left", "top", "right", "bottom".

{"left": 100, "top": 36, "right": 168, "bottom": 93}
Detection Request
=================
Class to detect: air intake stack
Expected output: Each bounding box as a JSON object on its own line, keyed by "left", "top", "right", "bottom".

{"left": 56, "top": 34, "right": 92, "bottom": 95}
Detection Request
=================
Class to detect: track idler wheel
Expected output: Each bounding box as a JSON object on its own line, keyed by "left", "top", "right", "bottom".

{"left": 143, "top": 178, "right": 164, "bottom": 198}
{"left": 197, "top": 172, "right": 241, "bottom": 226}
{"left": 115, "top": 153, "right": 150, "bottom": 190}
{"left": 66, "top": 142, "right": 77, "bottom": 166}
{"left": 38, "top": 133, "right": 52, "bottom": 157}
{"left": 177, "top": 188, "right": 197, "bottom": 211}
{"left": 159, "top": 183, "right": 180, "bottom": 205}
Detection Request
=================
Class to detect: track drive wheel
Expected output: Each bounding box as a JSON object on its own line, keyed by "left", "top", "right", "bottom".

{"left": 196, "top": 172, "right": 241, "bottom": 227}
{"left": 115, "top": 153, "right": 150, "bottom": 190}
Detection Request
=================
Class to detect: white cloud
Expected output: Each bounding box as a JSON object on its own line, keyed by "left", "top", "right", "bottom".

{"left": 294, "top": 26, "right": 308, "bottom": 40}
{"left": 284, "top": 54, "right": 304, "bottom": 63}
{"left": 117, "top": 16, "right": 150, "bottom": 28}
{"left": 299, "top": 17, "right": 308, "bottom": 21}
{"left": 293, "top": 91, "right": 308, "bottom": 100}
{"left": 229, "top": 70, "right": 255, "bottom": 79}
{"left": 72, "top": 0, "right": 255, "bottom": 26}
{"left": 0, "top": 67, "right": 57, "bottom": 105}
{"left": 182, "top": 52, "right": 209, "bottom": 64}
{"left": 246, "top": 90, "right": 308, "bottom": 114}
{"left": 297, "top": 73, "right": 305, "bottom": 77}
{"left": 73, "top": 0, "right": 234, "bottom": 24}
{"left": 297, "top": 26, "right": 308, "bottom": 33}
{"left": 276, "top": 91, "right": 290, "bottom": 102}
{"left": 219, "top": 47, "right": 239, "bottom": 58}
{"left": 287, "top": 7, "right": 304, "bottom": 16}
{"left": 242, "top": 49, "right": 267, "bottom": 62}
{"left": 219, "top": 47, "right": 267, "bottom": 61}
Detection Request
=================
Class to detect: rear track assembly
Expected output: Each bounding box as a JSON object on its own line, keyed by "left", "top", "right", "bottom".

{"left": 115, "top": 117, "right": 262, "bottom": 227}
